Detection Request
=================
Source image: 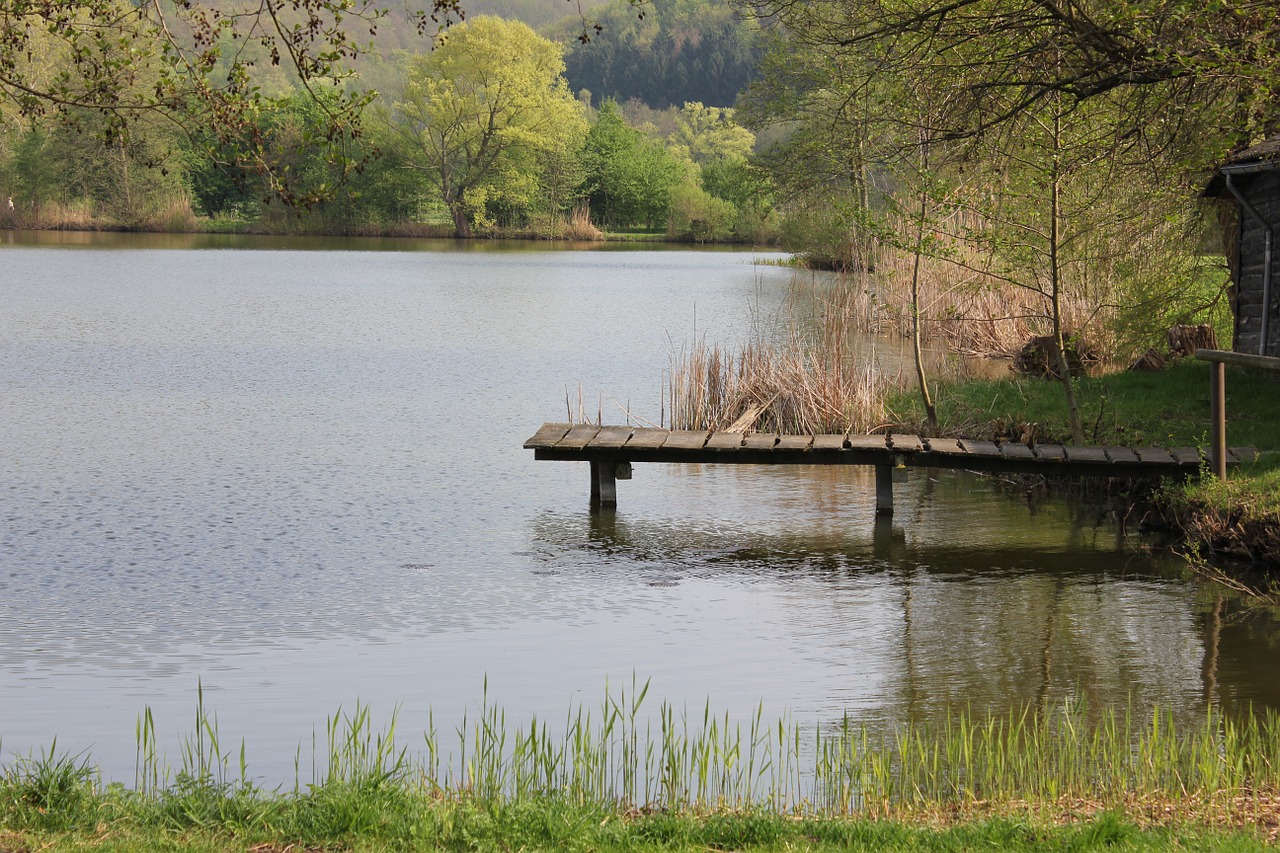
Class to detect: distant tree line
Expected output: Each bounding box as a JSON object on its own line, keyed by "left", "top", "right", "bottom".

{"left": 0, "top": 15, "right": 774, "bottom": 243}
{"left": 560, "top": 0, "right": 766, "bottom": 109}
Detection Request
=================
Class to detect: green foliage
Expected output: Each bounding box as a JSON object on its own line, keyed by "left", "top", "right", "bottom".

{"left": 561, "top": 0, "right": 766, "bottom": 109}
{"left": 668, "top": 181, "right": 737, "bottom": 241}
{"left": 584, "top": 100, "right": 685, "bottom": 230}
{"left": 668, "top": 102, "right": 755, "bottom": 167}
{"left": 390, "top": 16, "right": 588, "bottom": 237}
{"left": 5, "top": 692, "right": 1280, "bottom": 850}
{"left": 0, "top": 1, "right": 464, "bottom": 210}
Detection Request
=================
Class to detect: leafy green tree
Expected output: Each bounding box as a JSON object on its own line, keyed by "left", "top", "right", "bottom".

{"left": 389, "top": 16, "right": 587, "bottom": 237}
{"left": 1, "top": 124, "right": 61, "bottom": 223}
{"left": 668, "top": 102, "right": 755, "bottom": 167}
{"left": 584, "top": 100, "right": 684, "bottom": 230}
{"left": 0, "top": 1, "right": 476, "bottom": 210}
{"left": 668, "top": 181, "right": 736, "bottom": 241}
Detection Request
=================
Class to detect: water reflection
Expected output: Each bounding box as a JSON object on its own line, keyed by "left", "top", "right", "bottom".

{"left": 532, "top": 476, "right": 1273, "bottom": 731}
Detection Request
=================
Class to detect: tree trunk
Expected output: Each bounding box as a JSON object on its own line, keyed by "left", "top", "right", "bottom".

{"left": 910, "top": 182, "right": 938, "bottom": 430}
{"left": 1049, "top": 106, "right": 1085, "bottom": 444}
{"left": 449, "top": 199, "right": 472, "bottom": 239}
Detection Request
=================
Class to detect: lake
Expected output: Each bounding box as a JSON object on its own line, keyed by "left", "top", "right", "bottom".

{"left": 2, "top": 230, "right": 1278, "bottom": 786}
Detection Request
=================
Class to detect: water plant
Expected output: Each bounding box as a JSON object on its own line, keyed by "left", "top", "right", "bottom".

{"left": 4, "top": 684, "right": 1280, "bottom": 846}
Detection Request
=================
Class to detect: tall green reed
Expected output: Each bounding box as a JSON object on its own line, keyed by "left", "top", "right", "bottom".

{"left": 87, "top": 686, "right": 1280, "bottom": 818}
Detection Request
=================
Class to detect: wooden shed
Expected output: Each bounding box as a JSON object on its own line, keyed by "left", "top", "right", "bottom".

{"left": 1206, "top": 136, "right": 1280, "bottom": 356}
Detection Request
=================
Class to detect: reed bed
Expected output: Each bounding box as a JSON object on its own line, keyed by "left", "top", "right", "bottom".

{"left": 6, "top": 683, "right": 1280, "bottom": 836}
{"left": 825, "top": 248, "right": 1113, "bottom": 360}
{"left": 663, "top": 243, "right": 1117, "bottom": 436}
{"left": 665, "top": 281, "right": 902, "bottom": 434}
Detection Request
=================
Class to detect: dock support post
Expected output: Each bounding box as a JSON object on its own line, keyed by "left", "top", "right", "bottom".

{"left": 1209, "top": 360, "right": 1227, "bottom": 480}
{"left": 875, "top": 464, "right": 894, "bottom": 515}
{"left": 590, "top": 461, "right": 617, "bottom": 508}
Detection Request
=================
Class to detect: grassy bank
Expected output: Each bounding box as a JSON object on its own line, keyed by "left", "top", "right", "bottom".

{"left": 4, "top": 693, "right": 1280, "bottom": 850}
{"left": 3, "top": 805, "right": 1272, "bottom": 851}
{"left": 890, "top": 358, "right": 1280, "bottom": 568}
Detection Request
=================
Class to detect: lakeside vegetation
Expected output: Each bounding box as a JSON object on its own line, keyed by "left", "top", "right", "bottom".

{"left": 0, "top": 2, "right": 772, "bottom": 244}
{"left": 5, "top": 689, "right": 1280, "bottom": 850}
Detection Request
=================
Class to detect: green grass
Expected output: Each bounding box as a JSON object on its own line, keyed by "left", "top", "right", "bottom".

{"left": 892, "top": 359, "right": 1280, "bottom": 451}
{"left": 5, "top": 690, "right": 1280, "bottom": 850}
{"left": 2, "top": 808, "right": 1273, "bottom": 851}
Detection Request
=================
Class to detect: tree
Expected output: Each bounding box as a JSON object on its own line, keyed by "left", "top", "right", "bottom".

{"left": 740, "top": 0, "right": 1280, "bottom": 160}
{"left": 561, "top": 0, "right": 766, "bottom": 109}
{"left": 738, "top": 0, "right": 1252, "bottom": 436}
{"left": 584, "top": 99, "right": 684, "bottom": 230}
{"left": 664, "top": 101, "right": 773, "bottom": 238}
{"left": 668, "top": 102, "right": 755, "bottom": 167}
{"left": 0, "top": 1, "right": 474, "bottom": 209}
{"left": 389, "top": 16, "right": 587, "bottom": 238}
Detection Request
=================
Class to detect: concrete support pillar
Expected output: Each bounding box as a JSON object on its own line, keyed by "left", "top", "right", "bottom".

{"left": 590, "top": 460, "right": 617, "bottom": 508}
{"left": 875, "top": 464, "right": 894, "bottom": 515}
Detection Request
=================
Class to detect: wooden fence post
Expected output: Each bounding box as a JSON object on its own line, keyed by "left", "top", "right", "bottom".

{"left": 1210, "top": 360, "right": 1227, "bottom": 480}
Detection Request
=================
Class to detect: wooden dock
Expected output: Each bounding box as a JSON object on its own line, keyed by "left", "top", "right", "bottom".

{"left": 525, "top": 423, "right": 1258, "bottom": 515}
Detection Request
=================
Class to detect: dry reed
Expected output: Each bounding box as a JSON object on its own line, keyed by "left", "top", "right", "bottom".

{"left": 833, "top": 242, "right": 1114, "bottom": 359}
{"left": 666, "top": 289, "right": 899, "bottom": 435}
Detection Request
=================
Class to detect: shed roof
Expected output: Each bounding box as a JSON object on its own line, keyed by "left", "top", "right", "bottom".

{"left": 1204, "top": 134, "right": 1280, "bottom": 197}
{"left": 1223, "top": 135, "right": 1280, "bottom": 168}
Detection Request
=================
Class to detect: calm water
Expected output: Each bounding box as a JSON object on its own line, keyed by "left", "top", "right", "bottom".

{"left": 2, "top": 231, "right": 1279, "bottom": 784}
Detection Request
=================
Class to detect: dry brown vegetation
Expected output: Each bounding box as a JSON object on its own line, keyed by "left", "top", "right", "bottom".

{"left": 665, "top": 235, "right": 1123, "bottom": 435}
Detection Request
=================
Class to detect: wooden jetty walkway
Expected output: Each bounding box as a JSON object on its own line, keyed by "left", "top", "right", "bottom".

{"left": 525, "top": 423, "right": 1258, "bottom": 515}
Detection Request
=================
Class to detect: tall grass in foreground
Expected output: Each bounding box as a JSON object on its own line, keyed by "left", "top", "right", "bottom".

{"left": 6, "top": 685, "right": 1280, "bottom": 837}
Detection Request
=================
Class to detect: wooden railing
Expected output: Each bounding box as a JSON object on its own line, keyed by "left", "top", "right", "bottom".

{"left": 1194, "top": 348, "right": 1280, "bottom": 478}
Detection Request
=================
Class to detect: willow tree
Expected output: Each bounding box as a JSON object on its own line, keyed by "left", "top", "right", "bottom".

{"left": 390, "top": 16, "right": 587, "bottom": 237}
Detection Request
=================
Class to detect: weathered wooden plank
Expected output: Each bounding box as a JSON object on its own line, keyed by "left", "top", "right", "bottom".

{"left": 1133, "top": 447, "right": 1177, "bottom": 465}
{"left": 924, "top": 437, "right": 966, "bottom": 454}
{"left": 1195, "top": 349, "right": 1280, "bottom": 372}
{"left": 529, "top": 422, "right": 1221, "bottom": 486}
{"left": 999, "top": 442, "right": 1035, "bottom": 460}
{"left": 1064, "top": 446, "right": 1109, "bottom": 463}
{"left": 812, "top": 434, "right": 846, "bottom": 451}
{"left": 1034, "top": 444, "right": 1066, "bottom": 461}
{"left": 559, "top": 424, "right": 601, "bottom": 449}
{"left": 590, "top": 426, "right": 635, "bottom": 448}
{"left": 663, "top": 430, "right": 711, "bottom": 450}
{"left": 958, "top": 439, "right": 1002, "bottom": 457}
{"left": 776, "top": 434, "right": 813, "bottom": 451}
{"left": 890, "top": 434, "right": 925, "bottom": 452}
{"left": 743, "top": 432, "right": 780, "bottom": 450}
{"left": 524, "top": 422, "right": 571, "bottom": 449}
{"left": 625, "top": 428, "right": 670, "bottom": 450}
{"left": 1228, "top": 446, "right": 1262, "bottom": 465}
{"left": 706, "top": 431, "right": 745, "bottom": 451}
{"left": 1105, "top": 446, "right": 1141, "bottom": 464}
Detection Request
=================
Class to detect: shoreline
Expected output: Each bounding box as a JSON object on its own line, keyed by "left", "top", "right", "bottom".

{"left": 888, "top": 362, "right": 1280, "bottom": 577}
{"left": 0, "top": 220, "right": 768, "bottom": 246}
